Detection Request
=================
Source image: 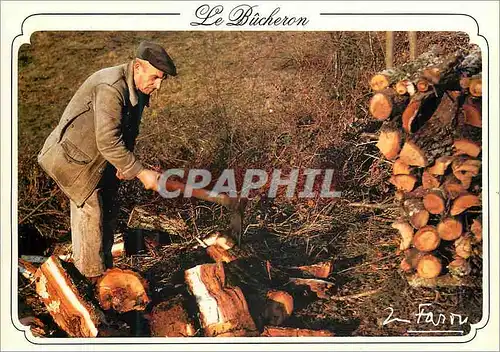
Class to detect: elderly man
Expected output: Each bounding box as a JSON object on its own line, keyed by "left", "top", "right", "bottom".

{"left": 38, "top": 41, "right": 176, "bottom": 281}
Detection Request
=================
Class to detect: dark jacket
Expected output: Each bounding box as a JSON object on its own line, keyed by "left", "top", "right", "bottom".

{"left": 38, "top": 60, "right": 147, "bottom": 207}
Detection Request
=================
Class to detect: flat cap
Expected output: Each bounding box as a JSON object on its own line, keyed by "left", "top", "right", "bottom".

{"left": 136, "top": 41, "right": 177, "bottom": 76}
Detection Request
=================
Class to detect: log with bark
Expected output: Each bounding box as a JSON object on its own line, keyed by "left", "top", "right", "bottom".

{"left": 34, "top": 256, "right": 104, "bottom": 337}
{"left": 406, "top": 273, "right": 475, "bottom": 288}
{"left": 403, "top": 198, "right": 429, "bottom": 229}
{"left": 127, "top": 205, "right": 188, "bottom": 236}
{"left": 369, "top": 88, "right": 410, "bottom": 120}
{"left": 184, "top": 262, "right": 258, "bottom": 337}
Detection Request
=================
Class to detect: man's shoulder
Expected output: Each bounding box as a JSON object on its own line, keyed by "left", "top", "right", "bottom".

{"left": 90, "top": 63, "right": 129, "bottom": 90}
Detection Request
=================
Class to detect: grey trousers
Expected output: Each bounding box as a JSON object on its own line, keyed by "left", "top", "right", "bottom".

{"left": 70, "top": 167, "right": 118, "bottom": 277}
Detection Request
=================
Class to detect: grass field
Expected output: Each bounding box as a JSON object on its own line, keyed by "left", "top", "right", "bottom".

{"left": 17, "top": 30, "right": 481, "bottom": 337}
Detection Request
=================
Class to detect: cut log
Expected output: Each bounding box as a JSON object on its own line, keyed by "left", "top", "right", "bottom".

{"left": 395, "top": 80, "right": 412, "bottom": 95}
{"left": 392, "top": 220, "right": 414, "bottom": 251}
{"left": 455, "top": 234, "right": 473, "bottom": 259}
{"left": 399, "top": 141, "right": 427, "bottom": 167}
{"left": 443, "top": 175, "right": 467, "bottom": 199}
{"left": 407, "top": 273, "right": 475, "bottom": 288}
{"left": 287, "top": 278, "right": 334, "bottom": 299}
{"left": 34, "top": 256, "right": 103, "bottom": 337}
{"left": 206, "top": 245, "right": 237, "bottom": 263}
{"left": 393, "top": 159, "right": 411, "bottom": 175}
{"left": 452, "top": 157, "right": 481, "bottom": 189}
{"left": 422, "top": 170, "right": 441, "bottom": 189}
{"left": 403, "top": 198, "right": 429, "bottom": 229}
{"left": 423, "top": 189, "right": 446, "bottom": 214}
{"left": 437, "top": 217, "right": 463, "bottom": 241}
{"left": 416, "top": 78, "right": 430, "bottom": 92}
{"left": 263, "top": 290, "right": 294, "bottom": 326}
{"left": 261, "top": 326, "right": 334, "bottom": 337}
{"left": 149, "top": 295, "right": 196, "bottom": 337}
{"left": 471, "top": 218, "right": 482, "bottom": 243}
{"left": 447, "top": 258, "right": 471, "bottom": 277}
{"left": 413, "top": 226, "right": 440, "bottom": 252}
{"left": 127, "top": 205, "right": 188, "bottom": 236}
{"left": 376, "top": 126, "right": 401, "bottom": 160}
{"left": 416, "top": 254, "right": 442, "bottom": 279}
{"left": 390, "top": 174, "right": 417, "bottom": 192}
{"left": 450, "top": 193, "right": 480, "bottom": 216}
{"left": 292, "top": 261, "right": 332, "bottom": 279}
{"left": 469, "top": 77, "right": 482, "bottom": 97}
{"left": 453, "top": 138, "right": 481, "bottom": 158}
{"left": 369, "top": 88, "right": 409, "bottom": 120}
{"left": 184, "top": 263, "right": 258, "bottom": 337}
{"left": 96, "top": 268, "right": 149, "bottom": 313}
{"left": 427, "top": 156, "right": 454, "bottom": 175}
{"left": 463, "top": 99, "right": 482, "bottom": 127}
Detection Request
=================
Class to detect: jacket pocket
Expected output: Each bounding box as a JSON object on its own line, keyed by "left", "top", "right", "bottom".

{"left": 61, "top": 139, "right": 92, "bottom": 165}
{"left": 38, "top": 139, "right": 91, "bottom": 188}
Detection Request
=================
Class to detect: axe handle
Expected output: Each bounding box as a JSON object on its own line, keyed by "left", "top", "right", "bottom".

{"left": 164, "top": 180, "right": 233, "bottom": 208}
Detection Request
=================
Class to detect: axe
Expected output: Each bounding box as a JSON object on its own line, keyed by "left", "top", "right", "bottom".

{"left": 159, "top": 179, "right": 247, "bottom": 245}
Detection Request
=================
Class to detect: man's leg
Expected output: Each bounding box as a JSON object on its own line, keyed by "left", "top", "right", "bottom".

{"left": 70, "top": 190, "right": 106, "bottom": 278}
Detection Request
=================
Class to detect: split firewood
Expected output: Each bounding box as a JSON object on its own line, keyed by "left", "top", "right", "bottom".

{"left": 206, "top": 245, "right": 237, "bottom": 263}
{"left": 261, "top": 326, "right": 334, "bottom": 337}
{"left": 453, "top": 138, "right": 481, "bottom": 157}
{"left": 462, "top": 98, "right": 482, "bottom": 127}
{"left": 34, "top": 256, "right": 104, "bottom": 337}
{"left": 450, "top": 193, "right": 481, "bottom": 216}
{"left": 452, "top": 157, "right": 481, "bottom": 188}
{"left": 422, "top": 170, "right": 441, "bottom": 189}
{"left": 471, "top": 218, "right": 482, "bottom": 243}
{"left": 443, "top": 174, "right": 467, "bottom": 199}
{"left": 447, "top": 257, "right": 471, "bottom": 277}
{"left": 127, "top": 205, "right": 188, "bottom": 236}
{"left": 369, "top": 88, "right": 409, "bottom": 120}
{"left": 96, "top": 268, "right": 150, "bottom": 313}
{"left": 406, "top": 273, "right": 475, "bottom": 288}
{"left": 403, "top": 198, "right": 429, "bottom": 229}
{"left": 184, "top": 263, "right": 258, "bottom": 337}
{"left": 263, "top": 290, "right": 294, "bottom": 326}
{"left": 399, "top": 141, "right": 427, "bottom": 167}
{"left": 455, "top": 234, "right": 473, "bottom": 259}
{"left": 469, "top": 76, "right": 482, "bottom": 97}
{"left": 401, "top": 92, "right": 433, "bottom": 133}
{"left": 392, "top": 220, "right": 414, "bottom": 250}
{"left": 390, "top": 174, "right": 417, "bottom": 192}
{"left": 437, "top": 217, "right": 463, "bottom": 241}
{"left": 376, "top": 124, "right": 402, "bottom": 159}
{"left": 413, "top": 226, "right": 440, "bottom": 252}
{"left": 148, "top": 295, "right": 196, "bottom": 337}
{"left": 416, "top": 254, "right": 442, "bottom": 279}
{"left": 393, "top": 159, "right": 411, "bottom": 175}
{"left": 287, "top": 278, "right": 334, "bottom": 299}
{"left": 427, "top": 156, "right": 454, "bottom": 175}
{"left": 291, "top": 261, "right": 333, "bottom": 279}
{"left": 423, "top": 189, "right": 446, "bottom": 215}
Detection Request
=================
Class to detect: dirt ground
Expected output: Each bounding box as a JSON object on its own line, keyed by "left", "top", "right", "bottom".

{"left": 17, "top": 31, "right": 482, "bottom": 337}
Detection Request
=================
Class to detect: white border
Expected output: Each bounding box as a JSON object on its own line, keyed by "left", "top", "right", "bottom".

{"left": 1, "top": 1, "right": 499, "bottom": 351}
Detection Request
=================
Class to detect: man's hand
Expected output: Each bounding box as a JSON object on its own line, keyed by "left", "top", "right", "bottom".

{"left": 137, "top": 169, "right": 161, "bottom": 192}
{"left": 116, "top": 170, "right": 126, "bottom": 180}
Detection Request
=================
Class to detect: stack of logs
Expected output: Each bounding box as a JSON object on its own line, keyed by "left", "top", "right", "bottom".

{"left": 369, "top": 44, "right": 483, "bottom": 287}
{"left": 19, "top": 231, "right": 337, "bottom": 338}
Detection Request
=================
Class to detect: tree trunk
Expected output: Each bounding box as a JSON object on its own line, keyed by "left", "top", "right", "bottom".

{"left": 96, "top": 268, "right": 150, "bottom": 313}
